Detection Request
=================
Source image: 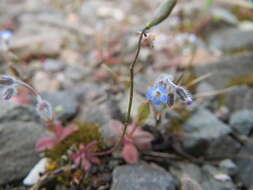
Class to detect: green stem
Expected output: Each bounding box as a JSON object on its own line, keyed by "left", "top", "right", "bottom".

{"left": 115, "top": 29, "right": 146, "bottom": 148}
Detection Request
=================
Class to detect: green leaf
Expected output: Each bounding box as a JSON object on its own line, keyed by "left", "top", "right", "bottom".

{"left": 136, "top": 102, "right": 150, "bottom": 125}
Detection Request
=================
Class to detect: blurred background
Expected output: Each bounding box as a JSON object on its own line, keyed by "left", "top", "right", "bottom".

{"left": 0, "top": 0, "right": 253, "bottom": 189}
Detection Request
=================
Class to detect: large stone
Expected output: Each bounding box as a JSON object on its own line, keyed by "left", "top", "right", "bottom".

{"left": 0, "top": 102, "right": 45, "bottom": 185}
{"left": 111, "top": 162, "right": 175, "bottom": 190}
{"left": 195, "top": 53, "right": 253, "bottom": 89}
{"left": 229, "top": 109, "right": 253, "bottom": 136}
{"left": 224, "top": 86, "right": 253, "bottom": 112}
{"left": 235, "top": 139, "right": 253, "bottom": 188}
{"left": 41, "top": 91, "right": 79, "bottom": 122}
{"left": 182, "top": 109, "right": 240, "bottom": 157}
{"left": 208, "top": 28, "right": 253, "bottom": 53}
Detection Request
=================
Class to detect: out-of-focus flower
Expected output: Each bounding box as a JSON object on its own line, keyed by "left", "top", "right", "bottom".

{"left": 36, "top": 96, "right": 53, "bottom": 122}
{"left": 0, "top": 75, "right": 17, "bottom": 86}
{"left": 2, "top": 87, "right": 17, "bottom": 100}
{"left": 35, "top": 122, "right": 77, "bottom": 152}
{"left": 110, "top": 120, "right": 154, "bottom": 164}
{"left": 0, "top": 30, "right": 13, "bottom": 51}
{"left": 146, "top": 87, "right": 168, "bottom": 105}
{"left": 69, "top": 141, "right": 101, "bottom": 171}
{"left": 0, "top": 30, "right": 12, "bottom": 42}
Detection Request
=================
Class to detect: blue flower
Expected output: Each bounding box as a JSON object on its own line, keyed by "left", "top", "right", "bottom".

{"left": 146, "top": 87, "right": 168, "bottom": 105}
{"left": 0, "top": 30, "right": 12, "bottom": 41}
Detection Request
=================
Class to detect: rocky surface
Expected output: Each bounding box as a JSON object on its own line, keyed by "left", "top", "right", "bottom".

{"left": 195, "top": 53, "right": 253, "bottom": 89}
{"left": 170, "top": 162, "right": 236, "bottom": 190}
{"left": 208, "top": 28, "right": 253, "bottom": 53}
{"left": 111, "top": 162, "right": 175, "bottom": 190}
{"left": 0, "top": 102, "right": 46, "bottom": 185}
{"left": 41, "top": 90, "right": 79, "bottom": 122}
{"left": 182, "top": 108, "right": 240, "bottom": 157}
{"left": 235, "top": 139, "right": 253, "bottom": 189}
{"left": 229, "top": 109, "right": 253, "bottom": 136}
{"left": 224, "top": 86, "right": 253, "bottom": 112}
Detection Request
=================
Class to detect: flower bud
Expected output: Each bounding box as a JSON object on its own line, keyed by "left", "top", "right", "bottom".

{"left": 2, "top": 87, "right": 16, "bottom": 100}
{"left": 145, "top": 0, "right": 177, "bottom": 30}
{"left": 175, "top": 86, "right": 193, "bottom": 105}
{"left": 36, "top": 96, "right": 53, "bottom": 122}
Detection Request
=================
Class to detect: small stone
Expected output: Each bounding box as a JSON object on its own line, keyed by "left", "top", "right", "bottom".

{"left": 111, "top": 162, "right": 176, "bottom": 190}
{"left": 43, "top": 59, "right": 65, "bottom": 72}
{"left": 219, "top": 159, "right": 238, "bottom": 176}
{"left": 32, "top": 71, "right": 60, "bottom": 93}
{"left": 23, "top": 158, "right": 49, "bottom": 186}
{"left": 229, "top": 109, "right": 253, "bottom": 136}
{"left": 64, "top": 65, "right": 90, "bottom": 82}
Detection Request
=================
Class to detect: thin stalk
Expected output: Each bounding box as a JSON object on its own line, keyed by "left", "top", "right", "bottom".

{"left": 116, "top": 29, "right": 146, "bottom": 148}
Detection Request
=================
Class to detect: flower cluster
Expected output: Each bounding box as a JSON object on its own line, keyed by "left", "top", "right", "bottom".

{"left": 146, "top": 74, "right": 192, "bottom": 110}
{"left": 0, "top": 74, "right": 53, "bottom": 122}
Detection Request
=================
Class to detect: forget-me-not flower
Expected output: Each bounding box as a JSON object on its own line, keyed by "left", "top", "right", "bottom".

{"left": 146, "top": 86, "right": 168, "bottom": 105}
{"left": 0, "top": 30, "right": 12, "bottom": 42}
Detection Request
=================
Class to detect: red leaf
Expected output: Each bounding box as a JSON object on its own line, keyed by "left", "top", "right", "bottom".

{"left": 60, "top": 124, "right": 77, "bottom": 140}
{"left": 122, "top": 143, "right": 139, "bottom": 164}
{"left": 35, "top": 137, "right": 58, "bottom": 152}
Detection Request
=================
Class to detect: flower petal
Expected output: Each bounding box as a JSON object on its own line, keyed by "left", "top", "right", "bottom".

{"left": 35, "top": 137, "right": 57, "bottom": 152}
{"left": 146, "top": 88, "right": 155, "bottom": 100}
{"left": 122, "top": 143, "right": 139, "bottom": 164}
{"left": 160, "top": 94, "right": 168, "bottom": 103}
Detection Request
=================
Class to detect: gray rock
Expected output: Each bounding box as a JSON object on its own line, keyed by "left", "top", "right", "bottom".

{"left": 64, "top": 66, "right": 90, "bottom": 82}
{"left": 43, "top": 59, "right": 65, "bottom": 72}
{"left": 170, "top": 163, "right": 236, "bottom": 190}
{"left": 219, "top": 159, "right": 238, "bottom": 176}
{"left": 235, "top": 139, "right": 253, "bottom": 188}
{"left": 10, "top": 31, "right": 65, "bottom": 60}
{"left": 42, "top": 91, "right": 79, "bottom": 122}
{"left": 208, "top": 28, "right": 253, "bottom": 53}
{"left": 229, "top": 109, "right": 253, "bottom": 136}
{"left": 195, "top": 53, "right": 253, "bottom": 89}
{"left": 111, "top": 162, "right": 175, "bottom": 190}
{"left": 0, "top": 102, "right": 45, "bottom": 185}
{"left": 224, "top": 86, "right": 253, "bottom": 112}
{"left": 182, "top": 109, "right": 240, "bottom": 157}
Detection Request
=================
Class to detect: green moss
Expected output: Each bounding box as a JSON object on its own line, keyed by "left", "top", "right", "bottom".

{"left": 45, "top": 123, "right": 104, "bottom": 161}
{"left": 228, "top": 74, "right": 253, "bottom": 87}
